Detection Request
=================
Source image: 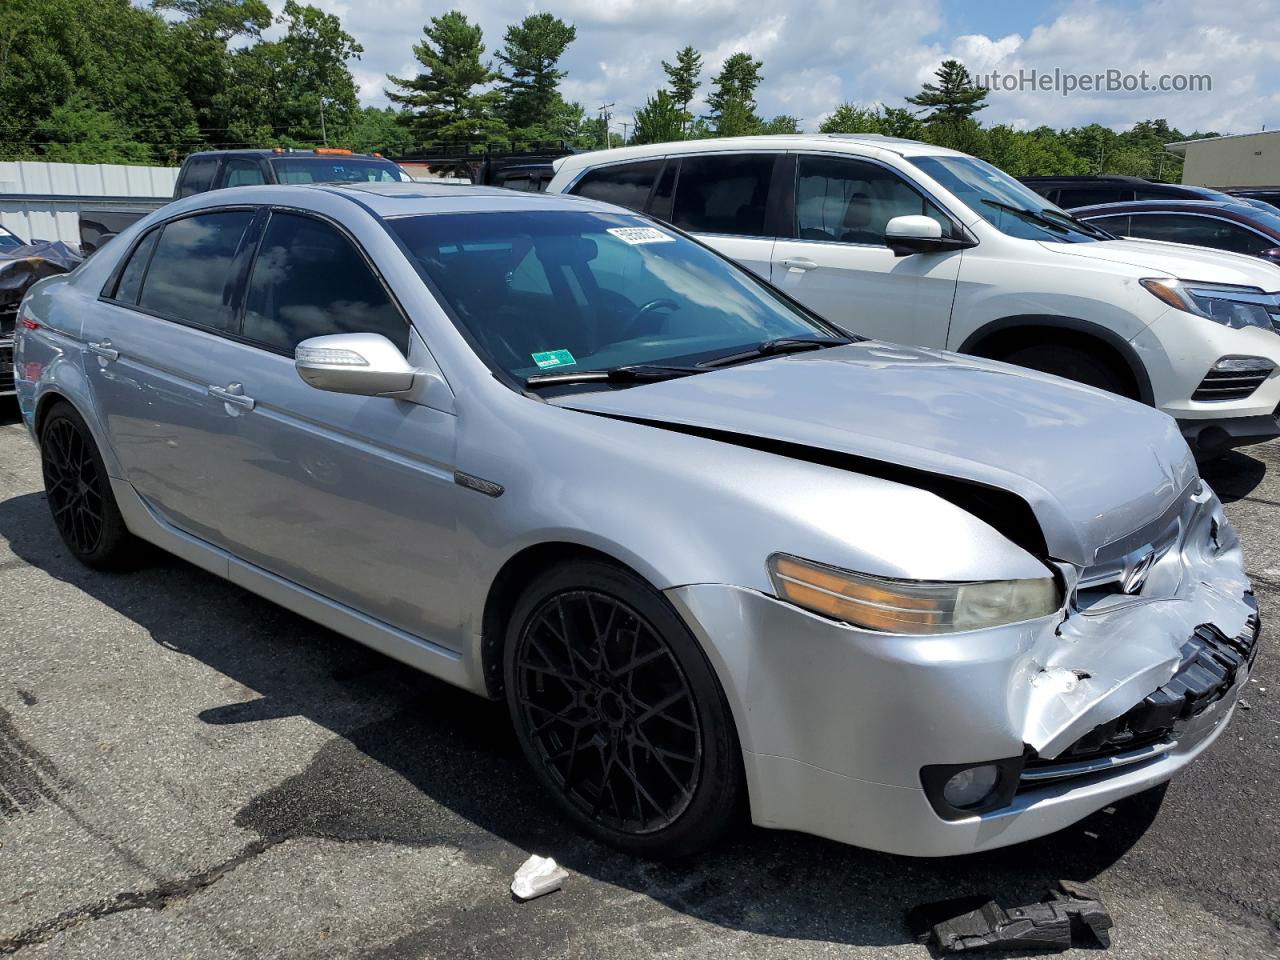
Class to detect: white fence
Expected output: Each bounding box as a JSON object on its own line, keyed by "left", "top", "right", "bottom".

{"left": 0, "top": 161, "right": 179, "bottom": 246}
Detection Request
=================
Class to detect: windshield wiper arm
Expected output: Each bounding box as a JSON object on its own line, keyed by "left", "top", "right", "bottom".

{"left": 1035, "top": 206, "right": 1116, "bottom": 239}
{"left": 524, "top": 363, "right": 704, "bottom": 387}
{"left": 981, "top": 199, "right": 1072, "bottom": 234}
{"left": 698, "top": 336, "right": 851, "bottom": 369}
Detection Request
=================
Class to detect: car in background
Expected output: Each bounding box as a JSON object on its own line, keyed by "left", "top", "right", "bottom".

{"left": 1222, "top": 186, "right": 1280, "bottom": 209}
{"left": 13, "top": 182, "right": 1258, "bottom": 859}
{"left": 1020, "top": 175, "right": 1238, "bottom": 208}
{"left": 0, "top": 225, "right": 24, "bottom": 250}
{"left": 79, "top": 148, "right": 412, "bottom": 255}
{"left": 548, "top": 135, "right": 1280, "bottom": 459}
{"left": 1073, "top": 200, "right": 1280, "bottom": 266}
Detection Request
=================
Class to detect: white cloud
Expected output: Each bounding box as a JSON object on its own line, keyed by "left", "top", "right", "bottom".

{"left": 267, "top": 0, "right": 1278, "bottom": 134}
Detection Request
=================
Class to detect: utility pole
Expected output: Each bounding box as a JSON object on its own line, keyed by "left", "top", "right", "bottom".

{"left": 319, "top": 98, "right": 328, "bottom": 146}
{"left": 597, "top": 102, "right": 614, "bottom": 149}
{"left": 619, "top": 121, "right": 631, "bottom": 145}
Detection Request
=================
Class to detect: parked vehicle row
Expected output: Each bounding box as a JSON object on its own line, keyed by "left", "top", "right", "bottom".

{"left": 1073, "top": 199, "right": 1280, "bottom": 265}
{"left": 548, "top": 135, "right": 1280, "bottom": 459}
{"left": 14, "top": 172, "right": 1260, "bottom": 860}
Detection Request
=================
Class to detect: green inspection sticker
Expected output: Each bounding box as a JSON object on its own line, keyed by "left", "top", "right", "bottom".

{"left": 531, "top": 349, "right": 577, "bottom": 369}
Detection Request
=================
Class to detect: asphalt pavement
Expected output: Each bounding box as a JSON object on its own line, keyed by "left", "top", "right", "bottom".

{"left": 0, "top": 405, "right": 1277, "bottom": 959}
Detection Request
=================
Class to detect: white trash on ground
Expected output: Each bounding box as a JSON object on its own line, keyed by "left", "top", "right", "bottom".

{"left": 511, "top": 854, "right": 568, "bottom": 901}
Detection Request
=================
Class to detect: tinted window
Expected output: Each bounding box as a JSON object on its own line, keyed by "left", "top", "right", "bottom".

{"left": 795, "top": 155, "right": 955, "bottom": 244}
{"left": 1056, "top": 185, "right": 1133, "bottom": 208}
{"left": 671, "top": 154, "right": 775, "bottom": 237}
{"left": 139, "top": 211, "right": 254, "bottom": 330}
{"left": 499, "top": 174, "right": 541, "bottom": 193}
{"left": 1124, "top": 213, "right": 1271, "bottom": 255}
{"left": 242, "top": 212, "right": 406, "bottom": 354}
{"left": 390, "top": 210, "right": 831, "bottom": 384}
{"left": 177, "top": 157, "right": 219, "bottom": 198}
{"left": 649, "top": 161, "right": 677, "bottom": 222}
{"left": 110, "top": 229, "right": 160, "bottom": 303}
{"left": 1086, "top": 214, "right": 1130, "bottom": 236}
{"left": 221, "top": 158, "right": 265, "bottom": 188}
{"left": 269, "top": 157, "right": 406, "bottom": 184}
{"left": 569, "top": 160, "right": 662, "bottom": 211}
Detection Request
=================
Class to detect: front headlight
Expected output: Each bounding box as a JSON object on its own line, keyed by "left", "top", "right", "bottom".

{"left": 768, "top": 554, "right": 1062, "bottom": 635}
{"left": 1141, "top": 278, "right": 1280, "bottom": 331}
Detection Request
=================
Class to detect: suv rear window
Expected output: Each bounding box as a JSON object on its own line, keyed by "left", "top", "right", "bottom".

{"left": 671, "top": 154, "right": 775, "bottom": 237}
{"left": 569, "top": 160, "right": 663, "bottom": 211}
{"left": 269, "top": 157, "right": 406, "bottom": 184}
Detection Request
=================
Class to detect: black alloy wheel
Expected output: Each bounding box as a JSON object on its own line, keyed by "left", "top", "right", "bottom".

{"left": 40, "top": 402, "right": 138, "bottom": 569}
{"left": 505, "top": 560, "right": 742, "bottom": 858}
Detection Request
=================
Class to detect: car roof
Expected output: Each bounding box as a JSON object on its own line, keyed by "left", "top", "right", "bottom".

{"left": 1072, "top": 199, "right": 1263, "bottom": 216}
{"left": 553, "top": 134, "right": 969, "bottom": 175}
{"left": 183, "top": 149, "right": 391, "bottom": 160}
{"left": 171, "top": 181, "right": 626, "bottom": 218}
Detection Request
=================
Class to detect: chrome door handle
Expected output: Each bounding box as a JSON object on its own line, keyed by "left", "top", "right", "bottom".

{"left": 87, "top": 340, "right": 119, "bottom": 361}
{"left": 208, "top": 383, "right": 255, "bottom": 410}
{"left": 780, "top": 257, "right": 818, "bottom": 272}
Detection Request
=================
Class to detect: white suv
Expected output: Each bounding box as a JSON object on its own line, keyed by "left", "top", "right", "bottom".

{"left": 547, "top": 135, "right": 1280, "bottom": 457}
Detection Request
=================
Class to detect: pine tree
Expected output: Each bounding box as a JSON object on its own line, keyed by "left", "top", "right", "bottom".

{"left": 705, "top": 52, "right": 763, "bottom": 135}
{"left": 906, "top": 59, "right": 988, "bottom": 123}
{"left": 495, "top": 13, "right": 576, "bottom": 135}
{"left": 632, "top": 90, "right": 686, "bottom": 144}
{"left": 661, "top": 46, "right": 701, "bottom": 129}
{"left": 385, "top": 11, "right": 503, "bottom": 144}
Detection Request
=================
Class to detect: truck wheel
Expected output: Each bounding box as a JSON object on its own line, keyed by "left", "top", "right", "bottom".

{"left": 1001, "top": 343, "right": 1135, "bottom": 399}
{"left": 504, "top": 558, "right": 743, "bottom": 859}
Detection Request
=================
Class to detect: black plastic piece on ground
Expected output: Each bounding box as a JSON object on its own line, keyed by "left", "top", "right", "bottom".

{"left": 909, "top": 880, "right": 1113, "bottom": 953}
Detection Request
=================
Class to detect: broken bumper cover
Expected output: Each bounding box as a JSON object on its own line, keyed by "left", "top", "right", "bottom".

{"left": 666, "top": 487, "right": 1256, "bottom": 857}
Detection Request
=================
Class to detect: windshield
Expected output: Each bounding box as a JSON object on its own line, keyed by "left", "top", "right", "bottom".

{"left": 390, "top": 210, "right": 839, "bottom": 385}
{"left": 910, "top": 155, "right": 1102, "bottom": 243}
{"left": 270, "top": 157, "right": 409, "bottom": 184}
{"left": 0, "top": 230, "right": 20, "bottom": 249}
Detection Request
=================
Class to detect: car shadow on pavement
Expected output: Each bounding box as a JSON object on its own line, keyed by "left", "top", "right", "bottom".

{"left": 0, "top": 488, "right": 1166, "bottom": 951}
{"left": 1200, "top": 449, "right": 1267, "bottom": 503}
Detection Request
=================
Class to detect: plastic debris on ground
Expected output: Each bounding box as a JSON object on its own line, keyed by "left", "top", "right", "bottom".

{"left": 511, "top": 854, "right": 568, "bottom": 901}
{"left": 907, "top": 879, "right": 1113, "bottom": 953}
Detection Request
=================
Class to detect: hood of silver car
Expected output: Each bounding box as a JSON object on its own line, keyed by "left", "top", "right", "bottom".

{"left": 552, "top": 341, "right": 1197, "bottom": 567}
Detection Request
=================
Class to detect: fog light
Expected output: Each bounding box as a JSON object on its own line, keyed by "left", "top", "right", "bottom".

{"left": 942, "top": 764, "right": 1000, "bottom": 808}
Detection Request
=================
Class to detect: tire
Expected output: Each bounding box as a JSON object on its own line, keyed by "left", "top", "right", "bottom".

{"left": 39, "top": 401, "right": 140, "bottom": 569}
{"left": 1001, "top": 343, "right": 1135, "bottom": 398}
{"left": 504, "top": 558, "right": 743, "bottom": 859}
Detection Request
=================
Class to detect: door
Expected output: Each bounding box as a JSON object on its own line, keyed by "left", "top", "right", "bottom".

{"left": 198, "top": 210, "right": 466, "bottom": 643}
{"left": 667, "top": 153, "right": 779, "bottom": 279}
{"left": 768, "top": 154, "right": 963, "bottom": 347}
{"left": 84, "top": 207, "right": 262, "bottom": 548}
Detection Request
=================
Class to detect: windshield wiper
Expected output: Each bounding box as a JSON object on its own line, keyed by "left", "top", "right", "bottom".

{"left": 1034, "top": 206, "right": 1116, "bottom": 240}
{"left": 524, "top": 363, "right": 704, "bottom": 387}
{"left": 981, "top": 199, "right": 1073, "bottom": 234}
{"left": 698, "top": 336, "right": 852, "bottom": 369}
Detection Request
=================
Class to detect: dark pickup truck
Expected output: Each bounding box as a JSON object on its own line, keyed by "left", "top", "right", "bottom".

{"left": 79, "top": 148, "right": 410, "bottom": 255}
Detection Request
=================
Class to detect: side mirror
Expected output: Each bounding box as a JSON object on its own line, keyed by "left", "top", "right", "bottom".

{"left": 884, "top": 215, "right": 972, "bottom": 257}
{"left": 295, "top": 332, "right": 418, "bottom": 398}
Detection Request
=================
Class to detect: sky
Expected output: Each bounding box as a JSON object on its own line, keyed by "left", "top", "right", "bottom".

{"left": 261, "top": 0, "right": 1280, "bottom": 136}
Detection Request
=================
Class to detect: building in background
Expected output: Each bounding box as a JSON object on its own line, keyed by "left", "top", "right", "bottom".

{"left": 1168, "top": 131, "right": 1280, "bottom": 188}
{"left": 0, "top": 162, "right": 176, "bottom": 247}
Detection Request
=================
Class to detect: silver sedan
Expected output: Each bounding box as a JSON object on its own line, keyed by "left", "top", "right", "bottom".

{"left": 13, "top": 183, "right": 1258, "bottom": 858}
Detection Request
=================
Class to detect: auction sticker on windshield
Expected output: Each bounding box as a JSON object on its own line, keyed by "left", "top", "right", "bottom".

{"left": 532, "top": 349, "right": 577, "bottom": 369}
{"left": 608, "top": 227, "right": 675, "bottom": 245}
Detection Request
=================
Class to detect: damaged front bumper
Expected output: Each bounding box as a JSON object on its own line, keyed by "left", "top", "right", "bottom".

{"left": 666, "top": 482, "right": 1258, "bottom": 857}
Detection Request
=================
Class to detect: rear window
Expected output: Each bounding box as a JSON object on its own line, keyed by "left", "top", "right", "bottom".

{"left": 269, "top": 157, "right": 408, "bottom": 184}
{"left": 176, "top": 157, "right": 219, "bottom": 198}
{"left": 671, "top": 154, "right": 775, "bottom": 237}
{"left": 569, "top": 160, "right": 663, "bottom": 211}
{"left": 139, "top": 211, "right": 255, "bottom": 331}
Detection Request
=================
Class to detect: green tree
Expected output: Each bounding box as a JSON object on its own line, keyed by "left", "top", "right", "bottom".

{"left": 386, "top": 11, "right": 504, "bottom": 144}
{"left": 661, "top": 46, "right": 701, "bottom": 129}
{"left": 906, "top": 59, "right": 988, "bottom": 124}
{"left": 0, "top": 0, "right": 197, "bottom": 162}
{"left": 342, "top": 106, "right": 416, "bottom": 155}
{"left": 819, "top": 103, "right": 885, "bottom": 134}
{"left": 632, "top": 90, "right": 686, "bottom": 145}
{"left": 33, "top": 95, "right": 152, "bottom": 164}
{"left": 705, "top": 52, "right": 763, "bottom": 134}
{"left": 759, "top": 115, "right": 801, "bottom": 134}
{"left": 496, "top": 13, "right": 576, "bottom": 134}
